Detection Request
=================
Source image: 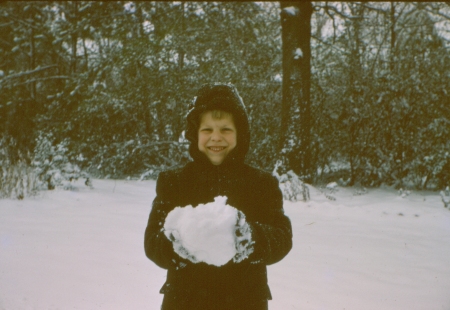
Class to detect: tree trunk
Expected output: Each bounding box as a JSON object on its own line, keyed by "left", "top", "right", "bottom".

{"left": 279, "top": 1, "right": 313, "bottom": 179}
{"left": 83, "top": 38, "right": 88, "bottom": 71}
{"left": 178, "top": 2, "right": 185, "bottom": 70}
{"left": 390, "top": 2, "right": 396, "bottom": 72}
{"left": 70, "top": 2, "right": 78, "bottom": 74}
{"left": 29, "top": 27, "right": 36, "bottom": 99}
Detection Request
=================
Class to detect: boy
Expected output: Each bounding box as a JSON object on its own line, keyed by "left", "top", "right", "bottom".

{"left": 144, "top": 83, "right": 292, "bottom": 310}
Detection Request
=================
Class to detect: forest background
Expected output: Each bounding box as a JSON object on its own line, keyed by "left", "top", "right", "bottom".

{"left": 0, "top": 1, "right": 449, "bottom": 199}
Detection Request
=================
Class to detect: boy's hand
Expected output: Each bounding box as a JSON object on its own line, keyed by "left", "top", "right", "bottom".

{"left": 164, "top": 228, "right": 199, "bottom": 264}
{"left": 164, "top": 229, "right": 180, "bottom": 243}
{"left": 233, "top": 210, "right": 254, "bottom": 263}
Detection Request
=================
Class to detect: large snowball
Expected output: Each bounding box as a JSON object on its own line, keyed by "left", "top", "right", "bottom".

{"left": 164, "top": 196, "right": 238, "bottom": 266}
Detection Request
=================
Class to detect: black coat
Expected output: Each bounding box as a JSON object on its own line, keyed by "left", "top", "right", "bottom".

{"left": 144, "top": 159, "right": 293, "bottom": 309}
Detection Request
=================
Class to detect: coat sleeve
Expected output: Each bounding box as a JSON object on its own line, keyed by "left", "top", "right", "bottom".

{"left": 144, "top": 171, "right": 185, "bottom": 270}
{"left": 248, "top": 174, "right": 293, "bottom": 265}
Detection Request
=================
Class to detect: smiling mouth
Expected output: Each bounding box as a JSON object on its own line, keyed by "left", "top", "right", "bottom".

{"left": 208, "top": 146, "right": 226, "bottom": 152}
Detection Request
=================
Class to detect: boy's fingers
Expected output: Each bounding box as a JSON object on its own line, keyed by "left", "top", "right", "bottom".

{"left": 236, "top": 210, "right": 246, "bottom": 227}
{"left": 163, "top": 229, "right": 171, "bottom": 240}
{"left": 172, "top": 230, "right": 181, "bottom": 240}
{"left": 235, "top": 227, "right": 243, "bottom": 237}
{"left": 164, "top": 229, "right": 181, "bottom": 242}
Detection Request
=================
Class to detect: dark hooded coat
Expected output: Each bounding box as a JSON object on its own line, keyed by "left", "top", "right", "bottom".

{"left": 144, "top": 83, "right": 293, "bottom": 310}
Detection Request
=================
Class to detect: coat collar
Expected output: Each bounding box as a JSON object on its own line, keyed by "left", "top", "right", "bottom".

{"left": 188, "top": 153, "right": 244, "bottom": 173}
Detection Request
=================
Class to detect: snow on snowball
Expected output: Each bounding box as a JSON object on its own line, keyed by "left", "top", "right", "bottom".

{"left": 164, "top": 196, "right": 238, "bottom": 267}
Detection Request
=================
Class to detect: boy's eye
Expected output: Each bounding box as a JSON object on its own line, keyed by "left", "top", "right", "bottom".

{"left": 223, "top": 127, "right": 236, "bottom": 132}
{"left": 200, "top": 128, "right": 212, "bottom": 132}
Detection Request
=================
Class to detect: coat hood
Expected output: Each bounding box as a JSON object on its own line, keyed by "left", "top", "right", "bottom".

{"left": 185, "top": 83, "right": 250, "bottom": 164}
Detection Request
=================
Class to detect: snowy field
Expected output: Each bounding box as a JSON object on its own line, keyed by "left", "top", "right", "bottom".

{"left": 1, "top": 179, "right": 450, "bottom": 310}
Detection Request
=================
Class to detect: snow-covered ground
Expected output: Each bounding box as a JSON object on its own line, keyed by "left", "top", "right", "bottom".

{"left": 1, "top": 179, "right": 449, "bottom": 310}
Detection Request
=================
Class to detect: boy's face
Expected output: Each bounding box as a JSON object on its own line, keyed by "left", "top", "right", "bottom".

{"left": 198, "top": 111, "right": 237, "bottom": 165}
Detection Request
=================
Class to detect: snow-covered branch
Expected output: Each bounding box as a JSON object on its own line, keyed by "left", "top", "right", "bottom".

{"left": 134, "top": 141, "right": 189, "bottom": 149}
{"left": 282, "top": 6, "right": 299, "bottom": 17}
{"left": 323, "top": 3, "right": 362, "bottom": 20}
{"left": 1, "top": 65, "right": 59, "bottom": 80}
{"left": 1, "top": 76, "right": 71, "bottom": 87}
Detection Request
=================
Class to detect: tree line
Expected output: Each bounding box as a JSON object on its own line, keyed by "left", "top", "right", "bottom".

{"left": 0, "top": 2, "right": 449, "bottom": 198}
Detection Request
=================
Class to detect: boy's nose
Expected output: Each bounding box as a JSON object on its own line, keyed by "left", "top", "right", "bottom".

{"left": 211, "top": 131, "right": 222, "bottom": 141}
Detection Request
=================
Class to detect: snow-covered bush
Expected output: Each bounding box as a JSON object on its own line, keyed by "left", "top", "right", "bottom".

{"left": 88, "top": 136, "right": 190, "bottom": 179}
{"left": 0, "top": 160, "right": 38, "bottom": 200}
{"left": 410, "top": 151, "right": 449, "bottom": 190}
{"left": 245, "top": 84, "right": 281, "bottom": 171}
{"left": 273, "top": 160, "right": 310, "bottom": 202}
{"left": 32, "top": 132, "right": 86, "bottom": 190}
{"left": 0, "top": 136, "right": 38, "bottom": 199}
{"left": 136, "top": 140, "right": 190, "bottom": 180}
{"left": 440, "top": 187, "right": 450, "bottom": 209}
